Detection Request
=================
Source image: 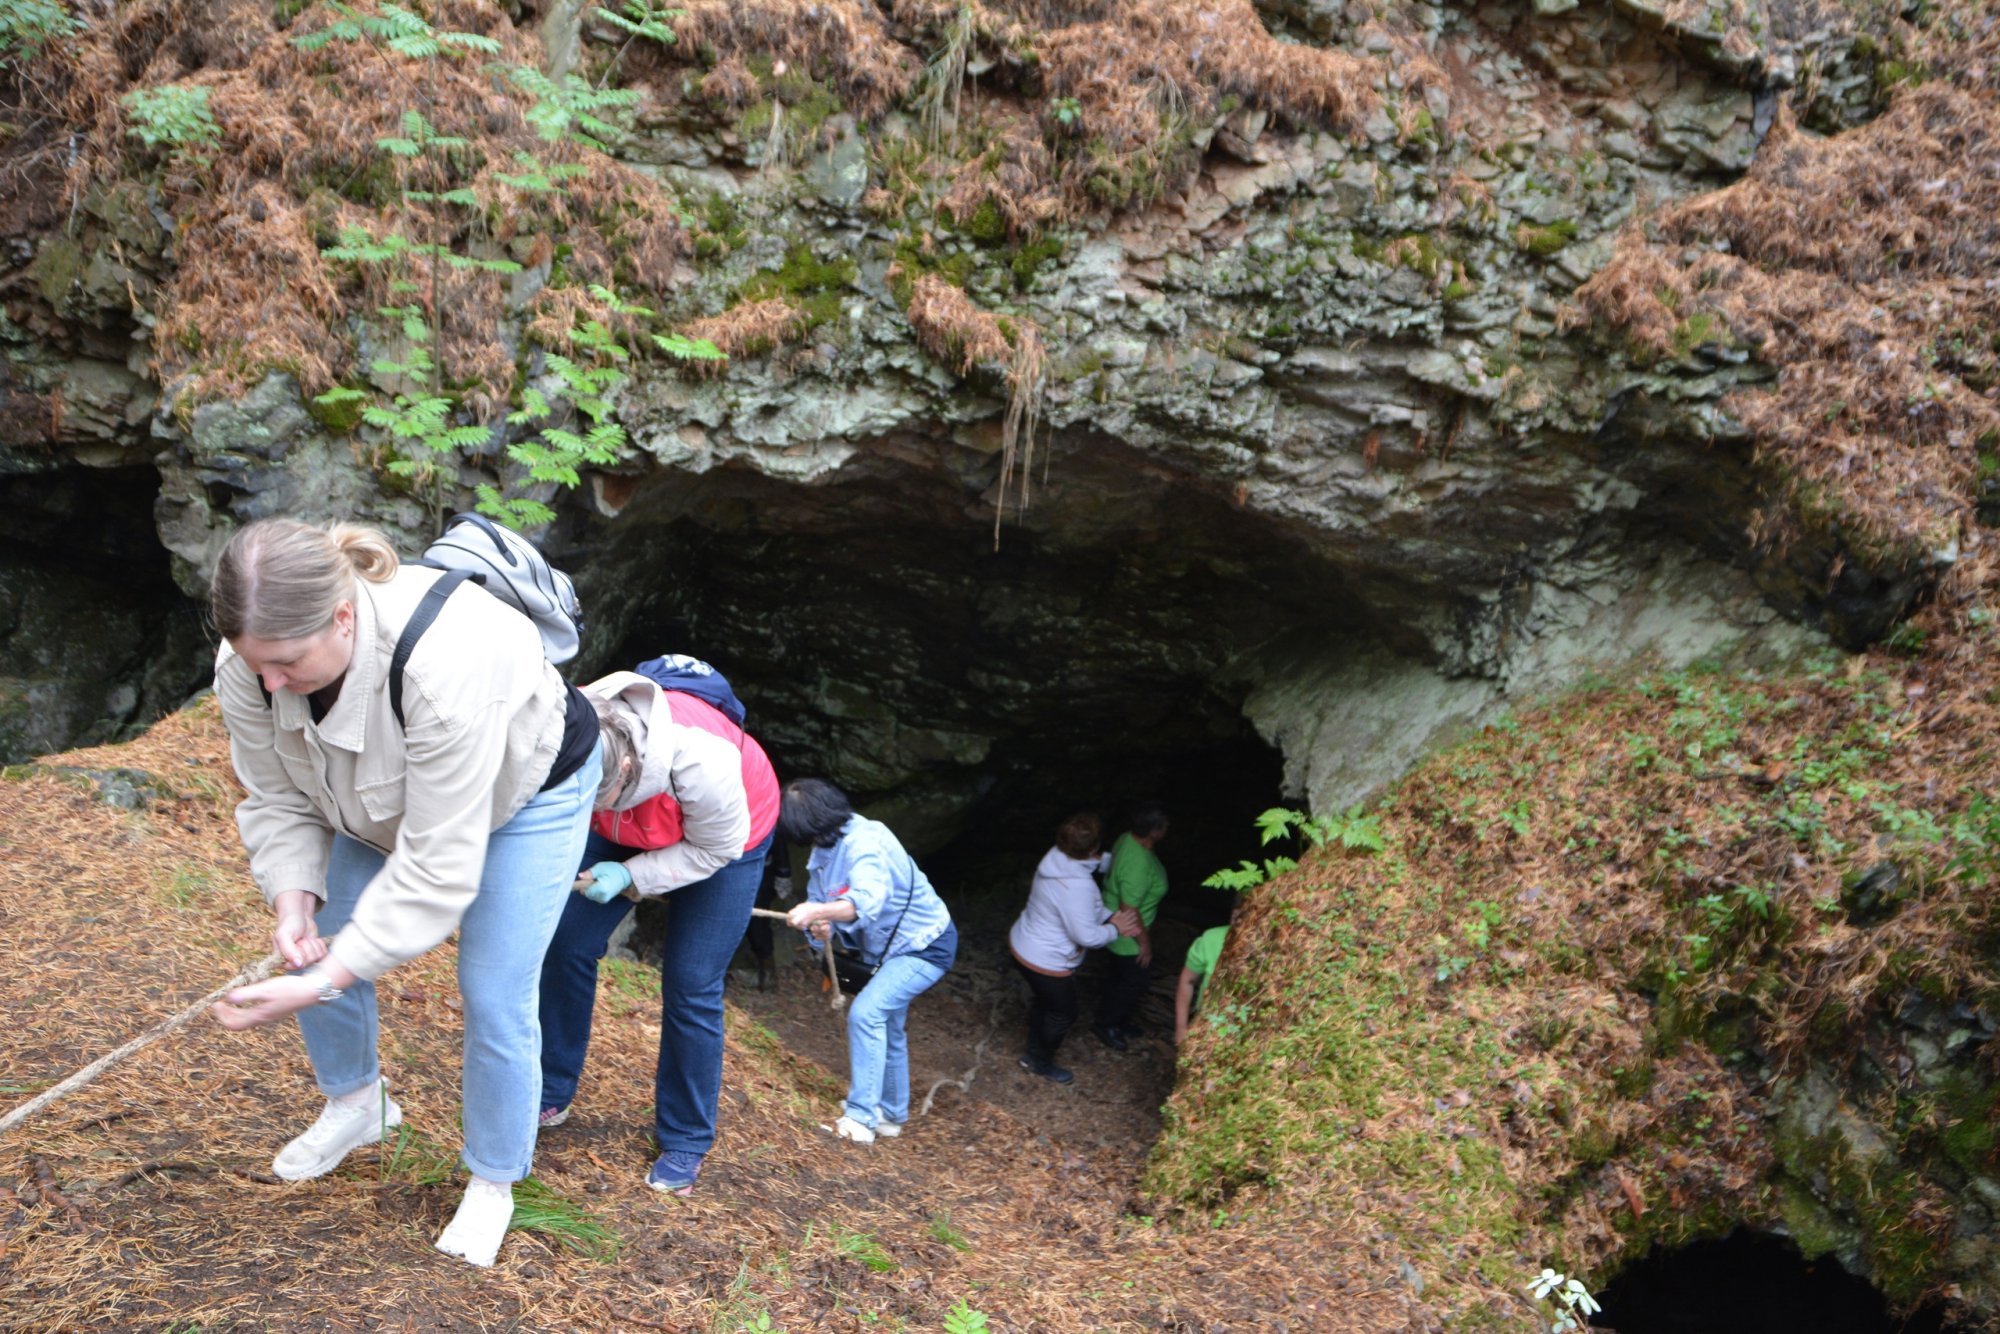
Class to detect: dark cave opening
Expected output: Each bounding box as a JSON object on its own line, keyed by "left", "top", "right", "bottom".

{"left": 1592, "top": 1230, "right": 1950, "bottom": 1334}
{"left": 563, "top": 452, "right": 1342, "bottom": 937}
{"left": 0, "top": 463, "right": 212, "bottom": 763}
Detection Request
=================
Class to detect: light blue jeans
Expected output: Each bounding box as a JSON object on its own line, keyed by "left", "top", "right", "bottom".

{"left": 842, "top": 951, "right": 947, "bottom": 1129}
{"left": 295, "top": 746, "right": 599, "bottom": 1181}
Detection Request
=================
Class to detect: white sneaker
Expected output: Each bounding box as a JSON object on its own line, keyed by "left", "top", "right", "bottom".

{"left": 435, "top": 1176, "right": 514, "bottom": 1268}
{"left": 272, "top": 1090, "right": 403, "bottom": 1181}
{"left": 873, "top": 1111, "right": 904, "bottom": 1138}
{"left": 831, "top": 1114, "right": 876, "bottom": 1144}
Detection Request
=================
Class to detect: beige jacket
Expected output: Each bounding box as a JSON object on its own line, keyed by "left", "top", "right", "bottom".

{"left": 588, "top": 672, "right": 751, "bottom": 895}
{"left": 216, "top": 565, "right": 570, "bottom": 981}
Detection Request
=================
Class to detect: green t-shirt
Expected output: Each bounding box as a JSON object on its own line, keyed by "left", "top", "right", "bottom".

{"left": 1184, "top": 926, "right": 1229, "bottom": 1002}
{"left": 1100, "top": 831, "right": 1167, "bottom": 958}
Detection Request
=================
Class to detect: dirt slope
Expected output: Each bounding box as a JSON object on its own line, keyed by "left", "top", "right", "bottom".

{"left": 0, "top": 701, "right": 1394, "bottom": 1334}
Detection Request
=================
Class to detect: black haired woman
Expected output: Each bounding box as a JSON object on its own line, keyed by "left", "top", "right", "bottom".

{"left": 778, "top": 779, "right": 956, "bottom": 1143}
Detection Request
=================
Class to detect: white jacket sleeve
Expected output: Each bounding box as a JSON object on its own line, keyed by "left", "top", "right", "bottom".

{"left": 1059, "top": 868, "right": 1120, "bottom": 950}
{"left": 216, "top": 648, "right": 335, "bottom": 904}
{"left": 327, "top": 676, "right": 514, "bottom": 982}
{"left": 622, "top": 724, "right": 751, "bottom": 895}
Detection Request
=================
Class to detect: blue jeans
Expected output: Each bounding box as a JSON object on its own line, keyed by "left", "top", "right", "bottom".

{"left": 539, "top": 829, "right": 771, "bottom": 1156}
{"left": 295, "top": 746, "right": 600, "bottom": 1182}
{"left": 843, "top": 951, "right": 947, "bottom": 1129}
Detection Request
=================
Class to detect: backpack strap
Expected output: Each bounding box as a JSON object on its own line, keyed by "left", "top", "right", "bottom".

{"left": 389, "top": 568, "right": 476, "bottom": 729}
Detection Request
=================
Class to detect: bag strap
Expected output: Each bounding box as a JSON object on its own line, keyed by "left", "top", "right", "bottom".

{"left": 871, "top": 872, "right": 917, "bottom": 964}
{"left": 389, "top": 568, "right": 475, "bottom": 729}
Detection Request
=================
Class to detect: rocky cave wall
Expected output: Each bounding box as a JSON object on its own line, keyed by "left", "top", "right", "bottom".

{"left": 0, "top": 0, "right": 1875, "bottom": 840}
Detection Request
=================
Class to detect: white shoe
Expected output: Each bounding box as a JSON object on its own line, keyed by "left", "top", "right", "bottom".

{"left": 272, "top": 1089, "right": 403, "bottom": 1181}
{"left": 873, "top": 1111, "right": 903, "bottom": 1138}
{"left": 435, "top": 1176, "right": 514, "bottom": 1268}
{"left": 831, "top": 1114, "right": 876, "bottom": 1144}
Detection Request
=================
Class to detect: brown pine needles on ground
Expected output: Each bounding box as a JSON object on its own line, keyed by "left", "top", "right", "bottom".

{"left": 0, "top": 700, "right": 1403, "bottom": 1334}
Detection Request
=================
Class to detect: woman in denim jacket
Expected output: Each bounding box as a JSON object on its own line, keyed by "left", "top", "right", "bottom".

{"left": 780, "top": 779, "right": 956, "bottom": 1144}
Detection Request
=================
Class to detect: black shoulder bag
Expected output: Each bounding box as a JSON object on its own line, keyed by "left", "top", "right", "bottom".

{"left": 831, "top": 879, "right": 915, "bottom": 995}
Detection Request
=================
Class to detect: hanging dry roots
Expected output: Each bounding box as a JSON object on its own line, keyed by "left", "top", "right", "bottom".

{"left": 994, "top": 323, "right": 1046, "bottom": 549}
{"left": 901, "top": 272, "right": 1048, "bottom": 546}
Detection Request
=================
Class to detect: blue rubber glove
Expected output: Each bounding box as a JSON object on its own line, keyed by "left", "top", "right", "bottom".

{"left": 581, "top": 861, "right": 633, "bottom": 903}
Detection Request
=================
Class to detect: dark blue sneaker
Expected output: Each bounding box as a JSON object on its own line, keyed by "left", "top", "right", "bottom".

{"left": 647, "top": 1148, "right": 703, "bottom": 1196}
{"left": 1018, "top": 1054, "right": 1074, "bottom": 1085}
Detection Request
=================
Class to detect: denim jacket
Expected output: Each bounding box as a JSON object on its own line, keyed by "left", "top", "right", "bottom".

{"left": 806, "top": 815, "right": 952, "bottom": 967}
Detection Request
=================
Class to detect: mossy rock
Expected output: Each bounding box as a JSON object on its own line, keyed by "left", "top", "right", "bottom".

{"left": 1515, "top": 219, "right": 1579, "bottom": 258}
{"left": 740, "top": 244, "right": 858, "bottom": 333}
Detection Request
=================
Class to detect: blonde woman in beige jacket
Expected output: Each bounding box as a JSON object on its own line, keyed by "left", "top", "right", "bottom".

{"left": 207, "top": 518, "right": 600, "bottom": 1268}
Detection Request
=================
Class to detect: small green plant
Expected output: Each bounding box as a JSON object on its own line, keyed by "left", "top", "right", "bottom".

{"left": 943, "top": 1298, "right": 991, "bottom": 1334}
{"left": 159, "top": 862, "right": 216, "bottom": 908}
{"left": 0, "top": 0, "right": 80, "bottom": 66}
{"left": 292, "top": 0, "right": 718, "bottom": 531}
{"left": 1050, "top": 96, "right": 1082, "bottom": 130}
{"left": 829, "top": 1222, "right": 897, "bottom": 1273}
{"left": 927, "top": 1211, "right": 973, "bottom": 1252}
{"left": 595, "top": 0, "right": 680, "bottom": 46}
{"left": 122, "top": 84, "right": 223, "bottom": 164}
{"left": 1204, "top": 805, "right": 1384, "bottom": 890}
{"left": 511, "top": 1174, "right": 622, "bottom": 1260}
{"left": 1528, "top": 1267, "right": 1601, "bottom": 1332}
{"left": 379, "top": 1120, "right": 459, "bottom": 1185}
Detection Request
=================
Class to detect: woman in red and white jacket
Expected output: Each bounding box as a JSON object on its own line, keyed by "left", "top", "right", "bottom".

{"left": 536, "top": 669, "right": 778, "bottom": 1195}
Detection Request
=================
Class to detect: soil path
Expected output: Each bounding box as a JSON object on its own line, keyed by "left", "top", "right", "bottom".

{"left": 722, "top": 897, "right": 1181, "bottom": 1175}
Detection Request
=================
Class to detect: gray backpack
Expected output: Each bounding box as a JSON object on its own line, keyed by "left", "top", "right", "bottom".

{"left": 415, "top": 512, "right": 583, "bottom": 666}
{"left": 259, "top": 512, "right": 584, "bottom": 729}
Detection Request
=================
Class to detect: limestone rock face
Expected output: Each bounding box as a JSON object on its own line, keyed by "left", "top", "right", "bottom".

{"left": 0, "top": 2, "right": 1886, "bottom": 812}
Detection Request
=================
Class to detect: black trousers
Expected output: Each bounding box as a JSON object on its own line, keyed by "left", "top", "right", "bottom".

{"left": 1097, "top": 950, "right": 1149, "bottom": 1031}
{"left": 1014, "top": 958, "right": 1079, "bottom": 1062}
{"left": 743, "top": 873, "right": 776, "bottom": 960}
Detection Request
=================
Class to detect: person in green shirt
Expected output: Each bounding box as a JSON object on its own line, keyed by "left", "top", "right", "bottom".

{"left": 1174, "top": 924, "right": 1229, "bottom": 1045}
{"left": 1093, "top": 802, "right": 1169, "bottom": 1050}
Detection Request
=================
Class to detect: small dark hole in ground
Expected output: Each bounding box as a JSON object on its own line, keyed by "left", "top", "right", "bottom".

{"left": 1593, "top": 1229, "right": 1949, "bottom": 1334}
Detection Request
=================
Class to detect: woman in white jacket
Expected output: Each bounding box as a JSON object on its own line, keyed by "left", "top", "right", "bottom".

{"left": 1006, "top": 812, "right": 1139, "bottom": 1085}
{"left": 207, "top": 518, "right": 600, "bottom": 1268}
{"left": 536, "top": 669, "right": 778, "bottom": 1196}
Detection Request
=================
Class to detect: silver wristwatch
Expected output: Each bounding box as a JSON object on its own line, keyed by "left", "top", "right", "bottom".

{"left": 299, "top": 967, "right": 344, "bottom": 1004}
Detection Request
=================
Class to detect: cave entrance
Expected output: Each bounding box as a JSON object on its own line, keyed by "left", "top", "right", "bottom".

{"left": 1591, "top": 1230, "right": 1948, "bottom": 1334}
{"left": 918, "top": 723, "right": 1284, "bottom": 946}
{"left": 566, "top": 448, "right": 1337, "bottom": 1161}
{"left": 0, "top": 463, "right": 212, "bottom": 764}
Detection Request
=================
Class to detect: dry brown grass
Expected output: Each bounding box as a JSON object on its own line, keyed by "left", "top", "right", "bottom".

{"left": 647, "top": 0, "right": 1406, "bottom": 220}
{"left": 937, "top": 116, "right": 1063, "bottom": 239}
{"left": 10, "top": 0, "right": 690, "bottom": 407}
{"left": 682, "top": 296, "right": 805, "bottom": 360}
{"left": 1569, "top": 85, "right": 2000, "bottom": 567}
{"left": 669, "top": 0, "right": 921, "bottom": 120}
